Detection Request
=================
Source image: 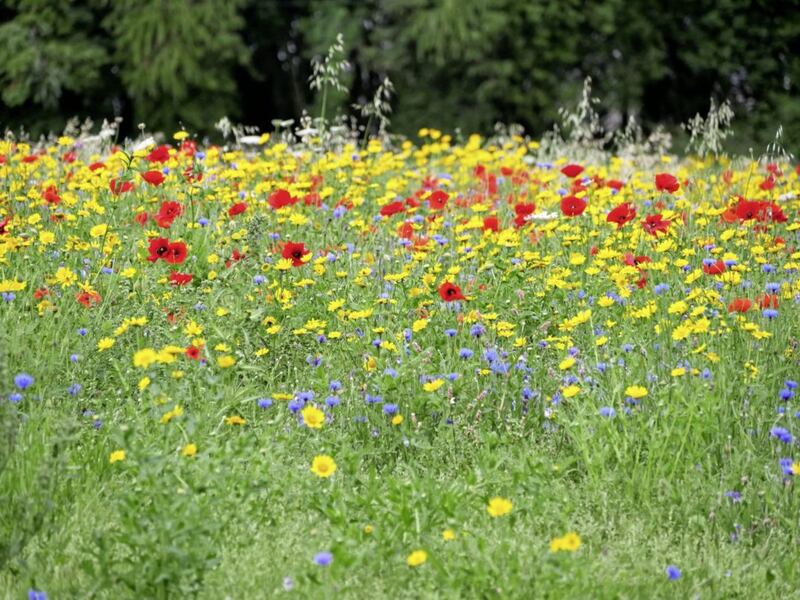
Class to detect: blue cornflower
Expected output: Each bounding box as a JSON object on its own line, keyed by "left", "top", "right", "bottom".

{"left": 383, "top": 403, "right": 398, "bottom": 415}
{"left": 785, "top": 380, "right": 798, "bottom": 390}
{"left": 490, "top": 361, "right": 509, "bottom": 375}
{"left": 28, "top": 590, "right": 47, "bottom": 600}
{"left": 665, "top": 565, "right": 681, "bottom": 580}
{"left": 459, "top": 348, "right": 474, "bottom": 359}
{"left": 68, "top": 383, "right": 81, "bottom": 396}
{"left": 313, "top": 551, "right": 333, "bottom": 566}
{"left": 724, "top": 491, "right": 742, "bottom": 503}
{"left": 78, "top": 328, "right": 87, "bottom": 336}
{"left": 599, "top": 406, "right": 616, "bottom": 417}
{"left": 365, "top": 394, "right": 382, "bottom": 404}
{"left": 770, "top": 427, "right": 793, "bottom": 444}
{"left": 296, "top": 391, "right": 314, "bottom": 403}
{"left": 198, "top": 217, "right": 209, "bottom": 226}
{"left": 779, "top": 388, "right": 793, "bottom": 401}
{"left": 325, "top": 396, "right": 340, "bottom": 408}
{"left": 329, "top": 380, "right": 342, "bottom": 392}
{"left": 287, "top": 399, "right": 303, "bottom": 413}
{"left": 257, "top": 398, "right": 273, "bottom": 409}
{"left": 470, "top": 324, "right": 485, "bottom": 337}
{"left": 766, "top": 282, "right": 780, "bottom": 293}
{"left": 444, "top": 328, "right": 457, "bottom": 337}
{"left": 384, "top": 367, "right": 398, "bottom": 378}
{"left": 14, "top": 373, "right": 34, "bottom": 390}
{"left": 653, "top": 283, "right": 669, "bottom": 295}
{"left": 762, "top": 309, "right": 778, "bottom": 319}
{"left": 8, "top": 393, "right": 22, "bottom": 403}
{"left": 253, "top": 275, "right": 266, "bottom": 285}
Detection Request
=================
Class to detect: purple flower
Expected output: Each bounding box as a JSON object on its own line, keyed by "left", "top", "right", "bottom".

{"left": 599, "top": 406, "right": 616, "bottom": 417}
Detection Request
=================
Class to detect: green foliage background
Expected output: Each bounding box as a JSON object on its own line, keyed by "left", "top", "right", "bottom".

{"left": 1, "top": 0, "right": 798, "bottom": 152}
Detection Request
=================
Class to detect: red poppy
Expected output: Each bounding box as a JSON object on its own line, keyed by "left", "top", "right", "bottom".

{"left": 33, "top": 287, "right": 50, "bottom": 300}
{"left": 185, "top": 346, "right": 201, "bottom": 360}
{"left": 428, "top": 190, "right": 449, "bottom": 210}
{"left": 141, "top": 170, "right": 165, "bottom": 186}
{"left": 228, "top": 202, "right": 247, "bottom": 217}
{"left": 164, "top": 241, "right": 188, "bottom": 264}
{"left": 225, "top": 249, "right": 246, "bottom": 268}
{"left": 759, "top": 176, "right": 775, "bottom": 191}
{"left": 42, "top": 185, "right": 61, "bottom": 205}
{"left": 0, "top": 216, "right": 8, "bottom": 235}
{"left": 438, "top": 281, "right": 465, "bottom": 302}
{"left": 155, "top": 201, "right": 182, "bottom": 228}
{"left": 76, "top": 291, "right": 101, "bottom": 308}
{"left": 560, "top": 195, "right": 586, "bottom": 217}
{"left": 769, "top": 203, "right": 787, "bottom": 223}
{"left": 641, "top": 213, "right": 671, "bottom": 236}
{"left": 181, "top": 140, "right": 197, "bottom": 156}
{"left": 513, "top": 202, "right": 536, "bottom": 228}
{"left": 703, "top": 259, "right": 726, "bottom": 275}
{"left": 606, "top": 179, "right": 624, "bottom": 191}
{"left": 560, "top": 164, "right": 584, "bottom": 178}
{"left": 655, "top": 173, "right": 680, "bottom": 193}
{"left": 135, "top": 212, "right": 150, "bottom": 226}
{"left": 398, "top": 222, "right": 415, "bottom": 239}
{"left": 727, "top": 298, "right": 752, "bottom": 313}
{"left": 146, "top": 145, "right": 171, "bottom": 163}
{"left": 147, "top": 238, "right": 170, "bottom": 262}
{"left": 606, "top": 202, "right": 636, "bottom": 228}
{"left": 623, "top": 253, "right": 651, "bottom": 267}
{"left": 62, "top": 151, "right": 76, "bottom": 164}
{"left": 380, "top": 201, "right": 405, "bottom": 217}
{"left": 110, "top": 178, "right": 134, "bottom": 195}
{"left": 169, "top": 271, "right": 193, "bottom": 286}
{"left": 734, "top": 198, "right": 769, "bottom": 221}
{"left": 482, "top": 215, "right": 499, "bottom": 232}
{"left": 268, "top": 189, "right": 297, "bottom": 210}
{"left": 281, "top": 241, "right": 310, "bottom": 267}
{"left": 757, "top": 293, "right": 779, "bottom": 309}
{"left": 89, "top": 161, "right": 105, "bottom": 171}
{"left": 22, "top": 154, "right": 38, "bottom": 163}
{"left": 183, "top": 165, "right": 203, "bottom": 183}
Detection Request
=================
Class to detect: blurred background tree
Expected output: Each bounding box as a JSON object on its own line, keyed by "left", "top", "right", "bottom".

{"left": 0, "top": 0, "right": 797, "bottom": 153}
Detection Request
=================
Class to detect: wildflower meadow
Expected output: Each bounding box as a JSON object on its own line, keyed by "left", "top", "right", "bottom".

{"left": 2, "top": 104, "right": 800, "bottom": 598}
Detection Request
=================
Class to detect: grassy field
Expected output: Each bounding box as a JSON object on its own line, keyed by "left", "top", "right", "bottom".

{"left": 1, "top": 129, "right": 799, "bottom": 598}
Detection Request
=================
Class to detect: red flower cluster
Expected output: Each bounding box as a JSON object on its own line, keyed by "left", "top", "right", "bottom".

{"left": 513, "top": 203, "right": 536, "bottom": 228}
{"left": 155, "top": 201, "right": 183, "bottom": 228}
{"left": 147, "top": 238, "right": 188, "bottom": 264}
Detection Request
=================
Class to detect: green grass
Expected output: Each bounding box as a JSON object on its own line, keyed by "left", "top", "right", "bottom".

{"left": 1, "top": 135, "right": 799, "bottom": 598}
